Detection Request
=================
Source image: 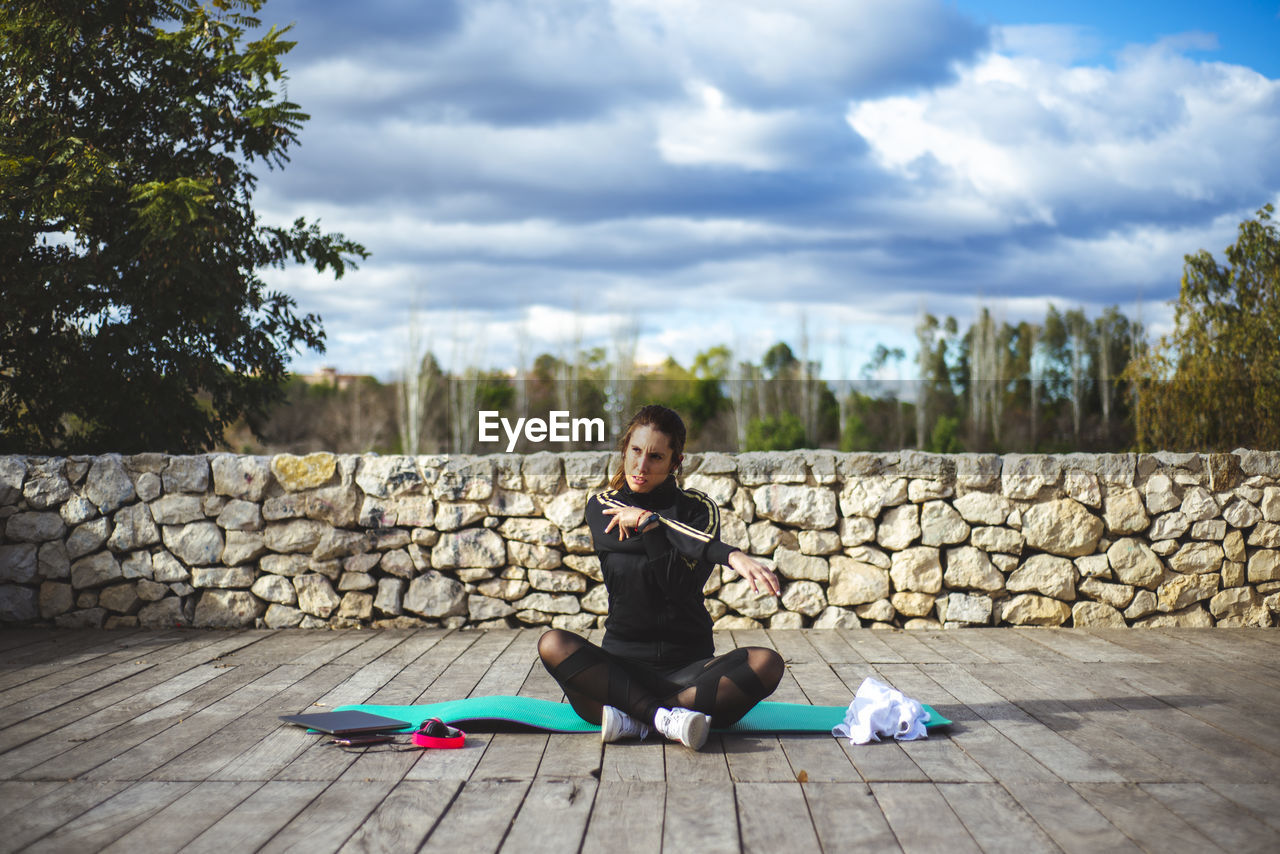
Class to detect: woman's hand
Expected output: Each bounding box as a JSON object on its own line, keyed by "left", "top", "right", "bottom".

{"left": 728, "top": 550, "right": 780, "bottom": 596}
{"left": 602, "top": 506, "right": 657, "bottom": 539}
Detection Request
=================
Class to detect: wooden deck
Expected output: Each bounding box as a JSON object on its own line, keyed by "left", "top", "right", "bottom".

{"left": 1, "top": 627, "right": 1278, "bottom": 854}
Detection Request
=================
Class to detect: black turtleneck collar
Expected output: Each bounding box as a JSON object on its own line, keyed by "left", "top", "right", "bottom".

{"left": 620, "top": 475, "right": 680, "bottom": 511}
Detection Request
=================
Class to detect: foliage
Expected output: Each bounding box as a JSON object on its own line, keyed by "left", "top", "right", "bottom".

{"left": 1125, "top": 205, "right": 1280, "bottom": 450}
{"left": 744, "top": 413, "right": 807, "bottom": 451}
{"left": 237, "top": 374, "right": 396, "bottom": 454}
{"left": 0, "top": 0, "right": 367, "bottom": 453}
{"left": 926, "top": 415, "right": 962, "bottom": 453}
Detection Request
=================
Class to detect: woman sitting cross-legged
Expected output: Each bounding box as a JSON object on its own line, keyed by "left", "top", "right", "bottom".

{"left": 537, "top": 404, "right": 785, "bottom": 750}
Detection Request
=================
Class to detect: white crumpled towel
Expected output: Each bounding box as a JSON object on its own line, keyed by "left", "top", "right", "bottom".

{"left": 832, "top": 676, "right": 929, "bottom": 744}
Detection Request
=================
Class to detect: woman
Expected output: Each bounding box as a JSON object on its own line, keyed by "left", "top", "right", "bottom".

{"left": 538, "top": 404, "right": 785, "bottom": 750}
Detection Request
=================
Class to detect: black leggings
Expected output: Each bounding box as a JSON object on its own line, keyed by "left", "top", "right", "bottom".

{"left": 537, "top": 629, "right": 785, "bottom": 729}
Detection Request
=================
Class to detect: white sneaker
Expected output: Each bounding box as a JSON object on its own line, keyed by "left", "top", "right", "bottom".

{"left": 601, "top": 705, "right": 651, "bottom": 743}
{"left": 654, "top": 707, "right": 711, "bottom": 750}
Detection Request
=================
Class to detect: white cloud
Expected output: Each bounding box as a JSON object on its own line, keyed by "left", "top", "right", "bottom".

{"left": 848, "top": 42, "right": 1280, "bottom": 230}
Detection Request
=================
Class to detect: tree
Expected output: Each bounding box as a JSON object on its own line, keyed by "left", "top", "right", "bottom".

{"left": 0, "top": 0, "right": 367, "bottom": 453}
{"left": 744, "top": 413, "right": 806, "bottom": 451}
{"left": 1126, "top": 205, "right": 1280, "bottom": 450}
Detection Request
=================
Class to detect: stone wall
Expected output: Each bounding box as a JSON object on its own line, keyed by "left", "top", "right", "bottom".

{"left": 1, "top": 450, "right": 1278, "bottom": 631}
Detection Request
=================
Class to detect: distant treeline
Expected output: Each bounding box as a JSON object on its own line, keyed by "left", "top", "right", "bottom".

{"left": 232, "top": 302, "right": 1148, "bottom": 456}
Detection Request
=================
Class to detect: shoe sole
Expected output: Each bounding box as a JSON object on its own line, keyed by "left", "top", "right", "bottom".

{"left": 681, "top": 713, "right": 710, "bottom": 750}
{"left": 601, "top": 707, "right": 622, "bottom": 743}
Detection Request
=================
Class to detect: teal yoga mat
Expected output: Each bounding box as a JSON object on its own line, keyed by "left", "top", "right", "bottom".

{"left": 337, "top": 695, "right": 951, "bottom": 734}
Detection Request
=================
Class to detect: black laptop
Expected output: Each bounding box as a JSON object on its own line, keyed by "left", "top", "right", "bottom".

{"left": 278, "top": 710, "right": 412, "bottom": 735}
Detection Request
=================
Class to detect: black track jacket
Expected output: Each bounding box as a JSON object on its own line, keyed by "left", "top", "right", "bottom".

{"left": 587, "top": 477, "right": 736, "bottom": 665}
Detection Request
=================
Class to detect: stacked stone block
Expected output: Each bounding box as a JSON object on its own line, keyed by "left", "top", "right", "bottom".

{"left": 1, "top": 450, "right": 1278, "bottom": 630}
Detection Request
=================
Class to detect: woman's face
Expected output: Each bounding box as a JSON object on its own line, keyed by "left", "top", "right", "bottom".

{"left": 623, "top": 424, "right": 680, "bottom": 493}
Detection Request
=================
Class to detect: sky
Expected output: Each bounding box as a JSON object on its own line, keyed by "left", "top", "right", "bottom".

{"left": 251, "top": 0, "right": 1280, "bottom": 382}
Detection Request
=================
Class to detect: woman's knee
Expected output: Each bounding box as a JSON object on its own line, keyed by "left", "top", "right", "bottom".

{"left": 537, "top": 628, "right": 582, "bottom": 665}
{"left": 748, "top": 647, "right": 785, "bottom": 691}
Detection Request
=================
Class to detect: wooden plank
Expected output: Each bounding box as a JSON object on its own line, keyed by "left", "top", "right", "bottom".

{"left": 1111, "top": 662, "right": 1280, "bottom": 758}
{"left": 785, "top": 659, "right": 856, "bottom": 705}
{"left": 663, "top": 779, "right": 738, "bottom": 854}
{"left": 20, "top": 780, "right": 194, "bottom": 854}
{"left": 500, "top": 778, "right": 597, "bottom": 854}
{"left": 731, "top": 628, "right": 774, "bottom": 652}
{"left": 469, "top": 628, "right": 541, "bottom": 698}
{"left": 898, "top": 736, "right": 992, "bottom": 784}
{"left": 829, "top": 663, "right": 930, "bottom": 782}
{"left": 181, "top": 781, "right": 328, "bottom": 854}
{"left": 870, "top": 663, "right": 993, "bottom": 784}
{"left": 258, "top": 779, "right": 398, "bottom": 854}
{"left": 0, "top": 626, "right": 62, "bottom": 653}
{"left": 736, "top": 781, "right": 822, "bottom": 851}
{"left": 154, "top": 662, "right": 357, "bottom": 782}
{"left": 327, "top": 630, "right": 415, "bottom": 667}
{"left": 1206, "top": 783, "right": 1280, "bottom": 832}
{"left": 358, "top": 631, "right": 460, "bottom": 705}
{"left": 838, "top": 629, "right": 907, "bottom": 663}
{"left": 940, "top": 628, "right": 1045, "bottom": 663}
{"left": 1142, "top": 783, "right": 1278, "bottom": 854}
{"left": 1158, "top": 628, "right": 1280, "bottom": 675}
{"left": 20, "top": 662, "right": 273, "bottom": 782}
{"left": 869, "top": 663, "right": 1057, "bottom": 784}
{"left": 712, "top": 628, "right": 738, "bottom": 656}
{"left": 936, "top": 782, "right": 1060, "bottom": 854}
{"left": 85, "top": 663, "right": 310, "bottom": 782}
{"left": 907, "top": 631, "right": 989, "bottom": 664}
{"left": 766, "top": 627, "right": 820, "bottom": 663}
{"left": 4, "top": 662, "right": 235, "bottom": 778}
{"left": 518, "top": 650, "right": 564, "bottom": 702}
{"left": 1050, "top": 661, "right": 1273, "bottom": 784}
{"left": 536, "top": 732, "right": 603, "bottom": 779}
{"left": 865, "top": 665, "right": 993, "bottom": 783}
{"left": 419, "top": 779, "right": 531, "bottom": 854}
{"left": 98, "top": 781, "right": 262, "bottom": 854}
{"left": 285, "top": 632, "right": 376, "bottom": 669}
{"left": 921, "top": 662, "right": 1125, "bottom": 782}
{"left": 0, "top": 631, "right": 258, "bottom": 739}
{"left": 137, "top": 667, "right": 327, "bottom": 778}
{"left": 472, "top": 733, "right": 549, "bottom": 781}
{"left": 977, "top": 662, "right": 1187, "bottom": 783}
{"left": 1003, "top": 781, "right": 1141, "bottom": 854}
{"left": 779, "top": 734, "right": 862, "bottom": 783}
{"left": 1073, "top": 782, "right": 1218, "bottom": 854}
{"left": 871, "top": 781, "right": 981, "bottom": 853}
{"left": 0, "top": 780, "right": 65, "bottom": 820}
{"left": 600, "top": 740, "right": 665, "bottom": 782}
{"left": 402, "top": 731, "right": 493, "bottom": 782}
{"left": 414, "top": 630, "right": 515, "bottom": 703}
{"left": 662, "top": 733, "right": 731, "bottom": 783}
{"left": 3, "top": 780, "right": 131, "bottom": 851}
{"left": 275, "top": 634, "right": 485, "bottom": 782}
{"left": 580, "top": 781, "right": 664, "bottom": 854}
{"left": 800, "top": 628, "right": 869, "bottom": 664}
{"left": 724, "top": 735, "right": 796, "bottom": 782}
{"left": 1016, "top": 628, "right": 1151, "bottom": 663}
{"left": 0, "top": 629, "right": 149, "bottom": 686}
{"left": 767, "top": 662, "right": 809, "bottom": 704}
{"left": 0, "top": 629, "right": 192, "bottom": 711}
{"left": 337, "top": 780, "right": 460, "bottom": 854}
{"left": 872, "top": 630, "right": 949, "bottom": 663}
{"left": 804, "top": 781, "right": 901, "bottom": 851}
{"left": 833, "top": 737, "right": 932, "bottom": 783}
{"left": 291, "top": 632, "right": 481, "bottom": 783}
